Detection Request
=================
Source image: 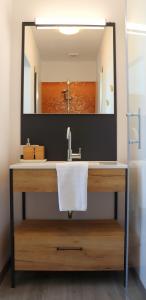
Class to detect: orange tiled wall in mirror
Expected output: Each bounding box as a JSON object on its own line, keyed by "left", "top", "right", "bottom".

{"left": 41, "top": 82, "right": 96, "bottom": 114}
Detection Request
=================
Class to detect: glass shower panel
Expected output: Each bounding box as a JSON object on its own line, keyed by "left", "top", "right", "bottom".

{"left": 127, "top": 0, "right": 146, "bottom": 291}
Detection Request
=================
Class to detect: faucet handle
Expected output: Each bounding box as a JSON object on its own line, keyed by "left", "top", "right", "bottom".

{"left": 71, "top": 147, "right": 82, "bottom": 160}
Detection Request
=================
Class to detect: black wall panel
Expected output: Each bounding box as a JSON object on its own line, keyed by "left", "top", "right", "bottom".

{"left": 21, "top": 114, "right": 117, "bottom": 161}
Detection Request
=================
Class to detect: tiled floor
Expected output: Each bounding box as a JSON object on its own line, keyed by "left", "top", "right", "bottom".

{"left": 0, "top": 271, "right": 145, "bottom": 300}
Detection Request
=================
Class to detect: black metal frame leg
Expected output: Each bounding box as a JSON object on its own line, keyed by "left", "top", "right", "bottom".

{"left": 22, "top": 192, "right": 26, "bottom": 220}
{"left": 124, "top": 169, "right": 129, "bottom": 288}
{"left": 114, "top": 192, "right": 118, "bottom": 219}
{"left": 10, "top": 169, "right": 15, "bottom": 288}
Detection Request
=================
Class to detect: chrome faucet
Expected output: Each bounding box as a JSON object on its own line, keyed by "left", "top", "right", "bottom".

{"left": 66, "top": 127, "right": 81, "bottom": 161}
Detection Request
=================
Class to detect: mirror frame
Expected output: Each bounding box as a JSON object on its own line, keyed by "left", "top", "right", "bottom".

{"left": 21, "top": 22, "right": 117, "bottom": 116}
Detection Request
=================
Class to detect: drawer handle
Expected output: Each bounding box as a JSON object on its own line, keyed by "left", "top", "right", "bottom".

{"left": 57, "top": 247, "right": 83, "bottom": 251}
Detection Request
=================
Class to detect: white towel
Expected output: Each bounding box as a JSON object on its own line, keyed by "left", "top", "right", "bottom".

{"left": 56, "top": 162, "right": 88, "bottom": 211}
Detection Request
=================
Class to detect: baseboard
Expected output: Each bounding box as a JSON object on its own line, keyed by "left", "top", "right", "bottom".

{"left": 0, "top": 259, "right": 10, "bottom": 285}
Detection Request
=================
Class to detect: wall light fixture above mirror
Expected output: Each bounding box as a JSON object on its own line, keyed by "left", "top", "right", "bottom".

{"left": 22, "top": 22, "right": 116, "bottom": 115}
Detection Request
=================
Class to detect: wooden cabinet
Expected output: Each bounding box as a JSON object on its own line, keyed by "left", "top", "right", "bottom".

{"left": 10, "top": 166, "right": 128, "bottom": 288}
{"left": 15, "top": 220, "right": 124, "bottom": 271}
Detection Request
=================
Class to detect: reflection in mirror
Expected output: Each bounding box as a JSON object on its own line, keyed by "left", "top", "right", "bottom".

{"left": 22, "top": 25, "right": 115, "bottom": 114}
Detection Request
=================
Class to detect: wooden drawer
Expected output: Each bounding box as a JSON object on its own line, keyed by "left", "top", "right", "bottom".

{"left": 13, "top": 168, "right": 126, "bottom": 192}
{"left": 15, "top": 220, "right": 124, "bottom": 271}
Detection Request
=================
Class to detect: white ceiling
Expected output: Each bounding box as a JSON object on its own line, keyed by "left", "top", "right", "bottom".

{"left": 32, "top": 26, "right": 108, "bottom": 61}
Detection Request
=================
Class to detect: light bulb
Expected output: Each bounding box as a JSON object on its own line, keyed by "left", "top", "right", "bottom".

{"left": 59, "top": 27, "right": 80, "bottom": 35}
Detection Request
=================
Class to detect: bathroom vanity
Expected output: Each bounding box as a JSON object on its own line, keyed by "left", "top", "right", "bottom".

{"left": 9, "top": 161, "right": 128, "bottom": 288}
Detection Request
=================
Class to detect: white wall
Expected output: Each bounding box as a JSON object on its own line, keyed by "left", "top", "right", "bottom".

{"left": 0, "top": 0, "right": 12, "bottom": 272}
{"left": 41, "top": 60, "right": 96, "bottom": 82}
{"left": 11, "top": 0, "right": 127, "bottom": 220}
{"left": 96, "top": 27, "right": 114, "bottom": 114}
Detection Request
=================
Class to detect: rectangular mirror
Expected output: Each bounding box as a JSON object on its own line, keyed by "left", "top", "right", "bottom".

{"left": 22, "top": 23, "right": 116, "bottom": 114}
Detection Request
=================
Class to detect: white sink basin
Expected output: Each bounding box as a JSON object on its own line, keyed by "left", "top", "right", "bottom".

{"left": 10, "top": 161, "right": 127, "bottom": 169}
